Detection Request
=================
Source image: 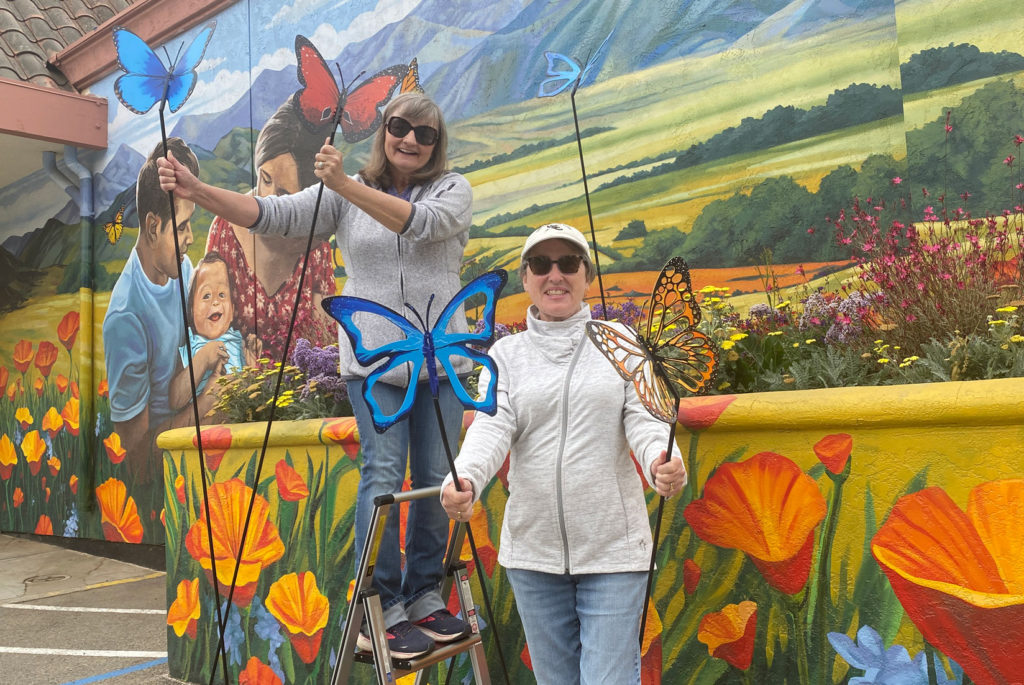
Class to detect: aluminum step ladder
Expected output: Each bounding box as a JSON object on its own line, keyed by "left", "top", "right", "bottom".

{"left": 330, "top": 485, "right": 491, "bottom": 685}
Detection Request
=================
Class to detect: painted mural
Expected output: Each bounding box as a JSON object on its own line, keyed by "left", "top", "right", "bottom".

{"left": 1, "top": 0, "right": 1023, "bottom": 682}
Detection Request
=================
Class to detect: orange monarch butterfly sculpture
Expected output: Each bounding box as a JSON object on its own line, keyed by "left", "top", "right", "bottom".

{"left": 585, "top": 256, "right": 718, "bottom": 422}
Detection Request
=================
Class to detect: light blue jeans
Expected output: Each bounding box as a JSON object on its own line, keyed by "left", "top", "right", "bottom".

{"left": 349, "top": 378, "right": 463, "bottom": 627}
{"left": 506, "top": 568, "right": 646, "bottom": 685}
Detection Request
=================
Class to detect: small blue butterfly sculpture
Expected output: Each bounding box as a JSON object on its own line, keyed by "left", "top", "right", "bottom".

{"left": 112, "top": 22, "right": 216, "bottom": 115}
{"left": 322, "top": 270, "right": 508, "bottom": 432}
{"left": 537, "top": 29, "right": 614, "bottom": 98}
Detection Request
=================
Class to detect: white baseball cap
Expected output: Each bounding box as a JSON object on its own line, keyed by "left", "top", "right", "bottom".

{"left": 520, "top": 223, "right": 592, "bottom": 263}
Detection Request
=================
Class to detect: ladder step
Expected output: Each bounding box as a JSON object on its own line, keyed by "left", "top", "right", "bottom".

{"left": 353, "top": 633, "right": 483, "bottom": 675}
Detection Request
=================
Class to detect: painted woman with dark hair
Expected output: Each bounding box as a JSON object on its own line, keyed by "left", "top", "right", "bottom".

{"left": 204, "top": 97, "right": 336, "bottom": 361}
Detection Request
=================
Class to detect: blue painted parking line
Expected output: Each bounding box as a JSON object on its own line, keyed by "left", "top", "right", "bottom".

{"left": 60, "top": 657, "right": 169, "bottom": 684}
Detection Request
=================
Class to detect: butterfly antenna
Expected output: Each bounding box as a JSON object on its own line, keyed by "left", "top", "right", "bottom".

{"left": 404, "top": 298, "right": 430, "bottom": 332}
{"left": 569, "top": 81, "right": 608, "bottom": 319}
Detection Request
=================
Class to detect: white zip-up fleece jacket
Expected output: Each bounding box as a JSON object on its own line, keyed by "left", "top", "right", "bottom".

{"left": 250, "top": 172, "right": 472, "bottom": 385}
{"left": 444, "top": 303, "right": 681, "bottom": 575}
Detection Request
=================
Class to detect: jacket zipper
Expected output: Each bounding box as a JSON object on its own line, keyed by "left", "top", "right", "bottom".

{"left": 556, "top": 337, "right": 586, "bottom": 574}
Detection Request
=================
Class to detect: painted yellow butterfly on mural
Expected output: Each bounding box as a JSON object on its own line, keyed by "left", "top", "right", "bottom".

{"left": 103, "top": 206, "right": 125, "bottom": 245}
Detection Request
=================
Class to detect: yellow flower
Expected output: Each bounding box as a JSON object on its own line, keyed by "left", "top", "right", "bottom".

{"left": 805, "top": 338, "right": 816, "bottom": 344}
{"left": 878, "top": 358, "right": 890, "bottom": 364}
{"left": 729, "top": 333, "right": 748, "bottom": 341}
{"left": 792, "top": 342, "right": 800, "bottom": 348}
{"left": 1011, "top": 335, "right": 1024, "bottom": 343}
{"left": 699, "top": 285, "right": 719, "bottom": 294}
{"left": 767, "top": 331, "right": 783, "bottom": 337}
{"left": 988, "top": 320, "right": 1007, "bottom": 326}
{"left": 996, "top": 306, "right": 1018, "bottom": 313}
{"left": 720, "top": 340, "right": 735, "bottom": 350}
{"left": 776, "top": 300, "right": 791, "bottom": 309}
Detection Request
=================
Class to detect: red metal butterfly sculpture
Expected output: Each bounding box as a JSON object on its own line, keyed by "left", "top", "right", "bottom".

{"left": 293, "top": 35, "right": 422, "bottom": 141}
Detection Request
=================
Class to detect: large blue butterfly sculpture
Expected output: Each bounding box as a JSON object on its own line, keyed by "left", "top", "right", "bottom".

{"left": 323, "top": 270, "right": 508, "bottom": 433}
{"left": 537, "top": 29, "right": 614, "bottom": 98}
{"left": 112, "top": 22, "right": 216, "bottom": 115}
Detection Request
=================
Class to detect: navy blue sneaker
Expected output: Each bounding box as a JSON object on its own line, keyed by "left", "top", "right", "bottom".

{"left": 356, "top": 620, "right": 434, "bottom": 659}
{"left": 414, "top": 609, "right": 471, "bottom": 642}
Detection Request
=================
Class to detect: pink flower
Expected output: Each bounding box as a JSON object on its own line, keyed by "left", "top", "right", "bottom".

{"left": 891, "top": 176, "right": 902, "bottom": 185}
{"left": 1004, "top": 155, "right": 1015, "bottom": 166}
{"left": 1014, "top": 134, "right": 1023, "bottom": 147}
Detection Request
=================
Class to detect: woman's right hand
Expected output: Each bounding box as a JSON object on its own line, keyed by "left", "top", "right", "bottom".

{"left": 157, "top": 151, "right": 201, "bottom": 200}
{"left": 441, "top": 478, "right": 475, "bottom": 522}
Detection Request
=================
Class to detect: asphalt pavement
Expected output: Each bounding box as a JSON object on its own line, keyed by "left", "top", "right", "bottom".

{"left": 0, "top": 533, "right": 180, "bottom": 684}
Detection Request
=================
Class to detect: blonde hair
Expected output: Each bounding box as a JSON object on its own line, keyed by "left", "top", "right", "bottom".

{"left": 359, "top": 92, "right": 449, "bottom": 189}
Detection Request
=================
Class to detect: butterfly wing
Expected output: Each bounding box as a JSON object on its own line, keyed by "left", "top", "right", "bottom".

{"left": 578, "top": 29, "right": 615, "bottom": 85}
{"left": 340, "top": 64, "right": 408, "bottom": 143}
{"left": 429, "top": 270, "right": 508, "bottom": 414}
{"left": 537, "top": 52, "right": 582, "bottom": 98}
{"left": 321, "top": 295, "right": 425, "bottom": 432}
{"left": 165, "top": 22, "right": 216, "bottom": 113}
{"left": 112, "top": 27, "right": 169, "bottom": 114}
{"left": 586, "top": 320, "right": 677, "bottom": 423}
{"left": 294, "top": 35, "right": 341, "bottom": 131}
{"left": 656, "top": 328, "right": 719, "bottom": 396}
{"left": 400, "top": 58, "right": 423, "bottom": 95}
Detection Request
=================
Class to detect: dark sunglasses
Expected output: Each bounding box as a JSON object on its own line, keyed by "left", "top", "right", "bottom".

{"left": 525, "top": 254, "right": 585, "bottom": 275}
{"left": 386, "top": 116, "right": 439, "bottom": 146}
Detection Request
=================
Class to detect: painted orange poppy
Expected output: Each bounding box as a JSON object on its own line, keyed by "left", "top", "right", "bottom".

{"left": 62, "top": 398, "right": 79, "bottom": 436}
{"left": 15, "top": 407, "right": 32, "bottom": 430}
{"left": 103, "top": 432, "right": 126, "bottom": 464}
{"left": 873, "top": 480, "right": 1024, "bottom": 685}
{"left": 0, "top": 366, "right": 8, "bottom": 395}
{"left": 95, "top": 477, "right": 144, "bottom": 543}
{"left": 266, "top": 571, "right": 330, "bottom": 664}
{"left": 192, "top": 424, "right": 231, "bottom": 470}
{"left": 7, "top": 377, "right": 22, "bottom": 400}
{"left": 12, "top": 340, "right": 33, "bottom": 374}
{"left": 33, "top": 377, "right": 44, "bottom": 397}
{"left": 47, "top": 456, "right": 61, "bottom": 477}
{"left": 55, "top": 374, "right": 69, "bottom": 394}
{"left": 813, "top": 433, "right": 853, "bottom": 474}
{"left": 174, "top": 474, "right": 186, "bottom": 505}
{"left": 684, "top": 451, "right": 826, "bottom": 594}
{"left": 98, "top": 378, "right": 108, "bottom": 397}
{"left": 167, "top": 578, "right": 201, "bottom": 639}
{"left": 684, "top": 558, "right": 702, "bottom": 595}
{"left": 34, "top": 341, "right": 58, "bottom": 378}
{"left": 70, "top": 380, "right": 79, "bottom": 399}
{"left": 12, "top": 487, "right": 24, "bottom": 508}
{"left": 57, "top": 311, "right": 80, "bottom": 351}
{"left": 34, "top": 515, "right": 53, "bottom": 535}
{"left": 697, "top": 600, "right": 757, "bottom": 670}
{"left": 0, "top": 434, "right": 16, "bottom": 480}
{"left": 69, "top": 475, "right": 78, "bottom": 495}
{"left": 458, "top": 503, "right": 497, "bottom": 576}
{"left": 238, "top": 657, "right": 282, "bottom": 685}
{"left": 275, "top": 460, "right": 309, "bottom": 501}
{"left": 677, "top": 395, "right": 736, "bottom": 432}
{"left": 184, "top": 478, "right": 284, "bottom": 607}
{"left": 21, "top": 430, "right": 46, "bottom": 476}
{"left": 42, "top": 407, "right": 63, "bottom": 439}
{"left": 321, "top": 417, "right": 360, "bottom": 460}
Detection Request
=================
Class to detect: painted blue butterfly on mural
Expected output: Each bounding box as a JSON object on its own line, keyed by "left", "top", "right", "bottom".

{"left": 322, "top": 270, "right": 508, "bottom": 432}
{"left": 537, "top": 29, "right": 614, "bottom": 97}
{"left": 112, "top": 21, "right": 216, "bottom": 115}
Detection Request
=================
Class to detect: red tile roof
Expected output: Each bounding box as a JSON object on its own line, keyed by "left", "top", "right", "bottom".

{"left": 0, "top": 0, "right": 135, "bottom": 89}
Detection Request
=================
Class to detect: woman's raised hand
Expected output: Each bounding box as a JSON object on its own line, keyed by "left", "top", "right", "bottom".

{"left": 156, "top": 152, "right": 201, "bottom": 200}
{"left": 313, "top": 138, "right": 347, "bottom": 190}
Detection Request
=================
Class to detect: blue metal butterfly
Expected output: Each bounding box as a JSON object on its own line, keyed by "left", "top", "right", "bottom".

{"left": 322, "top": 270, "right": 508, "bottom": 433}
{"left": 112, "top": 22, "right": 216, "bottom": 115}
{"left": 537, "top": 29, "right": 614, "bottom": 98}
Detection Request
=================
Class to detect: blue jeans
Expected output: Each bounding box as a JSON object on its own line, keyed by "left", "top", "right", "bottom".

{"left": 506, "top": 568, "right": 645, "bottom": 685}
{"left": 349, "top": 377, "right": 463, "bottom": 628}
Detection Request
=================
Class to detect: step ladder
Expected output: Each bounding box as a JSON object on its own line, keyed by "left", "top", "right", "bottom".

{"left": 330, "top": 485, "right": 491, "bottom": 685}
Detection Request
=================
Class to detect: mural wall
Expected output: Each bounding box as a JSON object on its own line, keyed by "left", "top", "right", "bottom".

{"left": 0, "top": 0, "right": 1022, "bottom": 682}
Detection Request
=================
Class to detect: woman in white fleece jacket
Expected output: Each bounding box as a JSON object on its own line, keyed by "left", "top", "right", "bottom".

{"left": 441, "top": 223, "right": 687, "bottom": 685}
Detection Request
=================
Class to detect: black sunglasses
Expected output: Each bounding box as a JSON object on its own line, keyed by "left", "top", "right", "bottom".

{"left": 386, "top": 116, "right": 439, "bottom": 146}
{"left": 525, "top": 254, "right": 585, "bottom": 275}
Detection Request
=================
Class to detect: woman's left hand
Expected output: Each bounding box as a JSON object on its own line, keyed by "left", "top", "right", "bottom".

{"left": 313, "top": 138, "right": 348, "bottom": 191}
{"left": 651, "top": 451, "right": 687, "bottom": 499}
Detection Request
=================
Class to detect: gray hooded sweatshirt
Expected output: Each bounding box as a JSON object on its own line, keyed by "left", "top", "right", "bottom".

{"left": 444, "top": 303, "right": 681, "bottom": 575}
{"left": 251, "top": 171, "right": 472, "bottom": 385}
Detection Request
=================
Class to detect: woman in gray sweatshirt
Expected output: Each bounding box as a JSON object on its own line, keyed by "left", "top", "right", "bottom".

{"left": 441, "top": 223, "right": 687, "bottom": 684}
{"left": 158, "top": 92, "right": 472, "bottom": 659}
